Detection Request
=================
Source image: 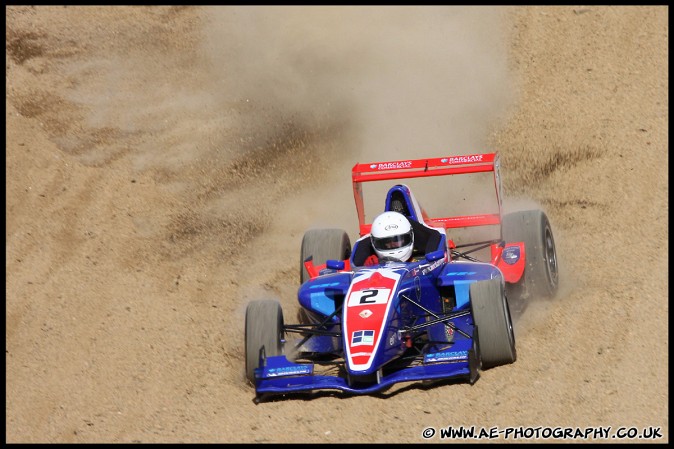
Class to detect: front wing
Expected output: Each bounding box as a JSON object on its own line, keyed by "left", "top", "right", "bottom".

{"left": 253, "top": 338, "right": 479, "bottom": 400}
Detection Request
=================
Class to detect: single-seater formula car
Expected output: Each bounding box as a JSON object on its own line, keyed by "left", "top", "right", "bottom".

{"left": 245, "top": 153, "right": 559, "bottom": 402}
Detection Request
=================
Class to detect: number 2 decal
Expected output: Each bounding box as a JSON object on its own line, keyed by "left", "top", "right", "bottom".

{"left": 347, "top": 288, "right": 392, "bottom": 306}
{"left": 359, "top": 289, "right": 379, "bottom": 304}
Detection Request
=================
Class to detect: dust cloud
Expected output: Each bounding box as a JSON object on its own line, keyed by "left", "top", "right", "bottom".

{"left": 199, "top": 6, "right": 517, "bottom": 235}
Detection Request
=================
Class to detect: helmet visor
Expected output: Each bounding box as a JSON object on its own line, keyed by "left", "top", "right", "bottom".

{"left": 372, "top": 231, "right": 413, "bottom": 251}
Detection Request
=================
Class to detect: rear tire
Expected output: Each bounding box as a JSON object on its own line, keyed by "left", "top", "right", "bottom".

{"left": 470, "top": 278, "right": 516, "bottom": 369}
{"left": 245, "top": 299, "right": 284, "bottom": 384}
{"left": 300, "top": 228, "right": 351, "bottom": 285}
{"left": 502, "top": 209, "right": 559, "bottom": 302}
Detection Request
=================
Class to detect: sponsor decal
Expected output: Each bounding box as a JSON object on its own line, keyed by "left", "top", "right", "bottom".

{"left": 267, "top": 365, "right": 312, "bottom": 377}
{"left": 447, "top": 154, "right": 484, "bottom": 165}
{"left": 441, "top": 158, "right": 448, "bottom": 163}
{"left": 370, "top": 164, "right": 377, "bottom": 169}
{"left": 445, "top": 325, "right": 455, "bottom": 341}
{"left": 421, "top": 258, "right": 444, "bottom": 275}
{"left": 446, "top": 271, "right": 477, "bottom": 276}
{"left": 384, "top": 224, "right": 398, "bottom": 231}
{"left": 503, "top": 246, "right": 520, "bottom": 265}
{"left": 425, "top": 350, "right": 469, "bottom": 363}
{"left": 352, "top": 330, "right": 375, "bottom": 346}
{"left": 376, "top": 161, "right": 413, "bottom": 170}
{"left": 359, "top": 309, "right": 373, "bottom": 319}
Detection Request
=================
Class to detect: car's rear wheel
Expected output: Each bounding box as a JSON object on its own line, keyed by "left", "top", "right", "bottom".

{"left": 299, "top": 228, "right": 351, "bottom": 285}
{"left": 245, "top": 299, "right": 284, "bottom": 384}
{"left": 470, "top": 278, "right": 516, "bottom": 369}
{"left": 299, "top": 229, "right": 351, "bottom": 323}
{"left": 502, "top": 209, "right": 559, "bottom": 302}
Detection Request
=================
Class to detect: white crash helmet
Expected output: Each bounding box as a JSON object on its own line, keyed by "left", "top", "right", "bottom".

{"left": 370, "top": 211, "right": 414, "bottom": 262}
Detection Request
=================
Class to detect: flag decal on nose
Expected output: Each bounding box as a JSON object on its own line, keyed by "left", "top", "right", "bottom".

{"left": 351, "top": 330, "right": 375, "bottom": 346}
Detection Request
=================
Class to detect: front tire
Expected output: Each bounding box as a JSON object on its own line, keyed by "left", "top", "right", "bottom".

{"left": 470, "top": 278, "right": 516, "bottom": 369}
{"left": 245, "top": 299, "right": 284, "bottom": 384}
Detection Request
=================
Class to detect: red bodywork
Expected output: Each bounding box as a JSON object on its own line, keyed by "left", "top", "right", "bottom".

{"left": 305, "top": 152, "right": 525, "bottom": 284}
{"left": 352, "top": 153, "right": 500, "bottom": 235}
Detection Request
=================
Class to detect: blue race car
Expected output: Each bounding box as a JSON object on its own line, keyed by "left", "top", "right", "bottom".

{"left": 245, "top": 153, "right": 559, "bottom": 402}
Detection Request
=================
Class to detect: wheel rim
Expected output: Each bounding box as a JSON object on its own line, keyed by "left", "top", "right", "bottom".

{"left": 544, "top": 225, "right": 559, "bottom": 289}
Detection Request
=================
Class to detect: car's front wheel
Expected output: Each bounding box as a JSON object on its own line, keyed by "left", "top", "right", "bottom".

{"left": 245, "top": 299, "right": 284, "bottom": 384}
{"left": 470, "top": 278, "right": 516, "bottom": 369}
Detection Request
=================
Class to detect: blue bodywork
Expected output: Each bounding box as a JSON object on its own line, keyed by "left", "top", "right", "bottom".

{"left": 253, "top": 254, "right": 503, "bottom": 398}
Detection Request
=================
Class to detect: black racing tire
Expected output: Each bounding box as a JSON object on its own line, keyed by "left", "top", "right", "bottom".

{"left": 502, "top": 209, "right": 559, "bottom": 301}
{"left": 299, "top": 228, "right": 351, "bottom": 285}
{"left": 470, "top": 278, "right": 517, "bottom": 369}
{"left": 245, "top": 299, "right": 284, "bottom": 384}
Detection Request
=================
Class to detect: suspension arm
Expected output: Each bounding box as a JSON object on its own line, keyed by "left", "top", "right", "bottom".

{"left": 400, "top": 294, "right": 472, "bottom": 339}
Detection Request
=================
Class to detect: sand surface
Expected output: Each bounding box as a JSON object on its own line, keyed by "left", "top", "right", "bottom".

{"left": 6, "top": 5, "right": 668, "bottom": 443}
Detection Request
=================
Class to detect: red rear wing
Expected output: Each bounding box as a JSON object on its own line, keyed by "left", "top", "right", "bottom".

{"left": 352, "top": 153, "right": 503, "bottom": 236}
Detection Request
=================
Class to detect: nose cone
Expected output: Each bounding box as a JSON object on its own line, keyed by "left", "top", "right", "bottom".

{"left": 343, "top": 268, "right": 403, "bottom": 374}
